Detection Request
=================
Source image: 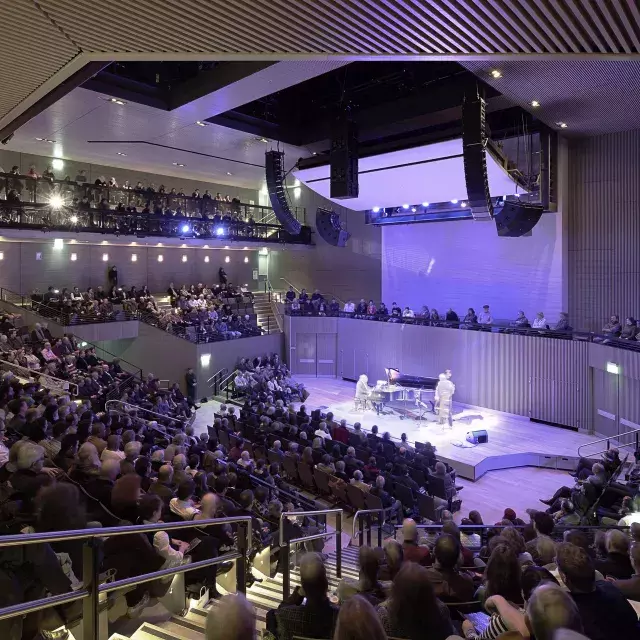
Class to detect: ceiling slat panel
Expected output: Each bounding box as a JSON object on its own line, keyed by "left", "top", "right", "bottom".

{"left": 597, "top": 1, "right": 632, "bottom": 54}
{"left": 613, "top": 0, "right": 640, "bottom": 51}
{"left": 564, "top": 0, "right": 609, "bottom": 53}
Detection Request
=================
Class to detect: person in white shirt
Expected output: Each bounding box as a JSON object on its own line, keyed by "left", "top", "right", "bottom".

{"left": 314, "top": 422, "right": 332, "bottom": 441}
{"left": 477, "top": 304, "right": 493, "bottom": 325}
{"left": 532, "top": 311, "right": 548, "bottom": 329}
{"left": 402, "top": 307, "right": 415, "bottom": 318}
{"left": 343, "top": 300, "right": 355, "bottom": 313}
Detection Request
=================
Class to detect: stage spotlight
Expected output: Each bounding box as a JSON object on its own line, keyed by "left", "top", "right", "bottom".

{"left": 402, "top": 204, "right": 409, "bottom": 210}
{"left": 49, "top": 195, "right": 64, "bottom": 209}
{"left": 181, "top": 223, "right": 190, "bottom": 234}
{"left": 70, "top": 215, "right": 78, "bottom": 223}
{"left": 215, "top": 227, "right": 225, "bottom": 236}
{"left": 372, "top": 206, "right": 380, "bottom": 213}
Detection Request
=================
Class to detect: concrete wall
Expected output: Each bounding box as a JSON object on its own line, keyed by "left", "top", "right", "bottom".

{"left": 285, "top": 315, "right": 640, "bottom": 436}
{"left": 267, "top": 183, "right": 382, "bottom": 302}
{"left": 0, "top": 149, "right": 259, "bottom": 204}
{"left": 0, "top": 240, "right": 260, "bottom": 293}
{"left": 381, "top": 212, "right": 564, "bottom": 323}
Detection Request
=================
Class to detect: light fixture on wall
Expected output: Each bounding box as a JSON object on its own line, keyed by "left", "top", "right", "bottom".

{"left": 182, "top": 255, "right": 187, "bottom": 262}
{"left": 607, "top": 362, "right": 620, "bottom": 375}
{"left": 225, "top": 256, "right": 230, "bottom": 263}
{"left": 157, "top": 255, "right": 163, "bottom": 262}
{"left": 102, "top": 253, "right": 109, "bottom": 262}
{"left": 0, "top": 252, "right": 4, "bottom": 260}
{"left": 259, "top": 247, "right": 268, "bottom": 255}
{"left": 204, "top": 256, "right": 210, "bottom": 263}
{"left": 70, "top": 253, "right": 77, "bottom": 261}
{"left": 200, "top": 353, "right": 211, "bottom": 366}
{"left": 53, "top": 239, "right": 63, "bottom": 250}
{"left": 244, "top": 256, "right": 249, "bottom": 263}
{"left": 131, "top": 254, "right": 137, "bottom": 262}
{"left": 52, "top": 158, "right": 64, "bottom": 171}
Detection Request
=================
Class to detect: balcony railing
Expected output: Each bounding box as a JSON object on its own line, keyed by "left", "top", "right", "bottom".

{"left": 0, "top": 173, "right": 311, "bottom": 244}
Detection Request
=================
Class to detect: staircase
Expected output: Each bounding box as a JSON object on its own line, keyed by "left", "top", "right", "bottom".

{"left": 115, "top": 546, "right": 360, "bottom": 640}
{"left": 253, "top": 292, "right": 281, "bottom": 335}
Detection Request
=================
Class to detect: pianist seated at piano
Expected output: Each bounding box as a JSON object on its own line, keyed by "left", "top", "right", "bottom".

{"left": 354, "top": 374, "right": 373, "bottom": 410}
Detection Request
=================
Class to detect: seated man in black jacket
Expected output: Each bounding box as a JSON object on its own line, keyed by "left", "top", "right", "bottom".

{"left": 369, "top": 475, "right": 402, "bottom": 523}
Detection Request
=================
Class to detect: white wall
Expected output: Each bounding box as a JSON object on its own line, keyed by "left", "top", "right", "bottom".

{"left": 382, "top": 213, "right": 564, "bottom": 323}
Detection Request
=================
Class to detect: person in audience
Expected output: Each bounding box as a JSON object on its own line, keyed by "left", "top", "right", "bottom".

{"left": 594, "top": 528, "right": 633, "bottom": 579}
{"left": 526, "top": 511, "right": 557, "bottom": 566}
{"left": 554, "top": 311, "right": 571, "bottom": 331}
{"left": 402, "top": 306, "right": 415, "bottom": 319}
{"left": 350, "top": 469, "right": 370, "bottom": 493}
{"left": 478, "top": 304, "right": 493, "bottom": 325}
{"left": 620, "top": 316, "right": 638, "bottom": 340}
{"left": 271, "top": 552, "right": 339, "bottom": 640}
{"left": 513, "top": 310, "right": 530, "bottom": 328}
{"left": 461, "top": 307, "right": 478, "bottom": 329}
{"left": 333, "top": 594, "right": 387, "bottom": 640}
{"left": 376, "top": 562, "right": 454, "bottom": 640}
{"left": 599, "top": 314, "right": 622, "bottom": 341}
{"left": 343, "top": 300, "right": 355, "bottom": 314}
{"left": 532, "top": 311, "right": 548, "bottom": 329}
{"left": 425, "top": 533, "right": 475, "bottom": 601}
{"left": 556, "top": 541, "right": 639, "bottom": 640}
{"left": 206, "top": 593, "right": 256, "bottom": 640}
{"left": 612, "top": 540, "right": 640, "bottom": 600}
{"left": 522, "top": 583, "right": 584, "bottom": 640}
{"left": 337, "top": 546, "right": 386, "bottom": 605}
{"left": 401, "top": 518, "right": 431, "bottom": 566}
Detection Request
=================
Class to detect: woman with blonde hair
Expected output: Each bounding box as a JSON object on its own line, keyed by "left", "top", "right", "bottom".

{"left": 334, "top": 595, "right": 387, "bottom": 640}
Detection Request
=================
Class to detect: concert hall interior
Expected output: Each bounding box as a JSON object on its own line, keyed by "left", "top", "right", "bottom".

{"left": 3, "top": 6, "right": 640, "bottom": 639}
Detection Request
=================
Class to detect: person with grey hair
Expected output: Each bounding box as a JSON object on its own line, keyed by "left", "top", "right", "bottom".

{"left": 285, "top": 441, "right": 300, "bottom": 461}
{"left": 314, "top": 421, "right": 331, "bottom": 441}
{"left": 172, "top": 453, "right": 189, "bottom": 486}
{"left": 594, "top": 528, "right": 633, "bottom": 579}
{"left": 523, "top": 584, "right": 583, "bottom": 640}
{"left": 369, "top": 474, "right": 402, "bottom": 523}
{"left": 401, "top": 518, "right": 431, "bottom": 566}
{"left": 101, "top": 434, "right": 124, "bottom": 462}
{"left": 206, "top": 593, "right": 256, "bottom": 640}
{"left": 351, "top": 469, "right": 370, "bottom": 493}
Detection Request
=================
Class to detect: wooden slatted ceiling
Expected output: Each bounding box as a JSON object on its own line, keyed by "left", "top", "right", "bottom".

{"left": 3, "top": 1, "right": 640, "bottom": 125}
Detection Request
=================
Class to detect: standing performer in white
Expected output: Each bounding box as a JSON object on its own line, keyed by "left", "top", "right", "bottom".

{"left": 435, "top": 372, "right": 455, "bottom": 427}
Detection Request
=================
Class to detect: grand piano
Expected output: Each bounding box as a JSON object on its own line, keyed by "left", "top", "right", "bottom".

{"left": 369, "top": 367, "right": 438, "bottom": 416}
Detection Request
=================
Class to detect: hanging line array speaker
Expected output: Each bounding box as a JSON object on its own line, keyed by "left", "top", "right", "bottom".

{"left": 330, "top": 118, "right": 359, "bottom": 199}
{"left": 494, "top": 200, "right": 544, "bottom": 237}
{"left": 315, "top": 207, "right": 350, "bottom": 247}
{"left": 265, "top": 150, "right": 302, "bottom": 235}
{"left": 462, "top": 91, "right": 493, "bottom": 222}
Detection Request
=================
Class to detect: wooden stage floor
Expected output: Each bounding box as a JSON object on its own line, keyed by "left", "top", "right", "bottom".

{"left": 298, "top": 378, "right": 598, "bottom": 481}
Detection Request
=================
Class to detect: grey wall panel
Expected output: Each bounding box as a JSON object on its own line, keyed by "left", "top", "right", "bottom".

{"left": 588, "top": 343, "right": 640, "bottom": 381}
{"left": 267, "top": 183, "right": 381, "bottom": 302}
{"left": 568, "top": 130, "right": 640, "bottom": 331}
{"left": 316, "top": 333, "right": 337, "bottom": 377}
{"left": 289, "top": 317, "right": 591, "bottom": 430}
{"left": 0, "top": 240, "right": 260, "bottom": 294}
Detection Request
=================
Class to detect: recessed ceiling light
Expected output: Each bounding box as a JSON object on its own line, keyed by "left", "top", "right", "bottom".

{"left": 226, "top": 172, "right": 232, "bottom": 176}
{"left": 490, "top": 70, "right": 502, "bottom": 79}
{"left": 108, "top": 97, "right": 126, "bottom": 105}
{"left": 195, "top": 121, "right": 208, "bottom": 127}
{"left": 35, "top": 137, "right": 56, "bottom": 143}
{"left": 259, "top": 137, "right": 268, "bottom": 143}
{"left": 312, "top": 152, "right": 317, "bottom": 155}
{"left": 173, "top": 163, "right": 185, "bottom": 167}
{"left": 531, "top": 100, "right": 540, "bottom": 107}
{"left": 556, "top": 122, "right": 568, "bottom": 129}
{"left": 117, "top": 152, "right": 127, "bottom": 156}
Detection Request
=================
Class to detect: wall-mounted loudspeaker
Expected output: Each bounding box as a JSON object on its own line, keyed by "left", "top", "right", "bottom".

{"left": 466, "top": 429, "right": 488, "bottom": 444}
{"left": 462, "top": 92, "right": 493, "bottom": 221}
{"left": 265, "top": 150, "right": 302, "bottom": 235}
{"left": 330, "top": 118, "right": 359, "bottom": 199}
{"left": 315, "top": 207, "right": 350, "bottom": 247}
{"left": 494, "top": 201, "right": 544, "bottom": 237}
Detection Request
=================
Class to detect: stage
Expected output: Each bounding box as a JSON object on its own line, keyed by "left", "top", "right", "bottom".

{"left": 297, "top": 378, "right": 599, "bottom": 481}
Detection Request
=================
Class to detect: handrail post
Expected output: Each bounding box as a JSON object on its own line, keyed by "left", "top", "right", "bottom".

{"left": 82, "top": 539, "right": 100, "bottom": 640}
{"left": 336, "top": 511, "right": 342, "bottom": 578}
{"left": 378, "top": 512, "right": 383, "bottom": 548}
{"left": 358, "top": 515, "right": 364, "bottom": 547}
{"left": 236, "top": 521, "right": 248, "bottom": 595}
{"left": 282, "top": 542, "right": 291, "bottom": 599}
{"left": 366, "top": 515, "right": 372, "bottom": 547}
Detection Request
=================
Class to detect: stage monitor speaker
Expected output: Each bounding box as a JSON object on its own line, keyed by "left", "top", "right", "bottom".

{"left": 315, "top": 207, "right": 350, "bottom": 247}
{"left": 330, "top": 118, "right": 359, "bottom": 199}
{"left": 265, "top": 150, "right": 302, "bottom": 235}
{"left": 494, "top": 201, "right": 544, "bottom": 237}
{"left": 462, "top": 92, "right": 493, "bottom": 221}
{"left": 466, "top": 429, "right": 488, "bottom": 444}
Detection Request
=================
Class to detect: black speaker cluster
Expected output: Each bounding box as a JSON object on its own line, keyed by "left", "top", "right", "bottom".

{"left": 315, "top": 207, "right": 350, "bottom": 247}
{"left": 494, "top": 201, "right": 544, "bottom": 237}
{"left": 330, "top": 118, "right": 359, "bottom": 199}
{"left": 265, "top": 150, "right": 302, "bottom": 235}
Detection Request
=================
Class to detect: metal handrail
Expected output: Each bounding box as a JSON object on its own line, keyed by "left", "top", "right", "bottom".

{"left": 353, "top": 509, "right": 386, "bottom": 548}
{"left": 279, "top": 508, "right": 343, "bottom": 598}
{"left": 280, "top": 278, "right": 300, "bottom": 294}
{"left": 0, "top": 516, "right": 252, "bottom": 637}
{"left": 105, "top": 398, "right": 190, "bottom": 431}
{"left": 577, "top": 428, "right": 640, "bottom": 457}
{"left": 0, "top": 358, "right": 79, "bottom": 396}
{"left": 279, "top": 278, "right": 345, "bottom": 306}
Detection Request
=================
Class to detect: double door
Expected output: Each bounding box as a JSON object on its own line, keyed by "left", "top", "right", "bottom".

{"left": 294, "top": 333, "right": 336, "bottom": 376}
